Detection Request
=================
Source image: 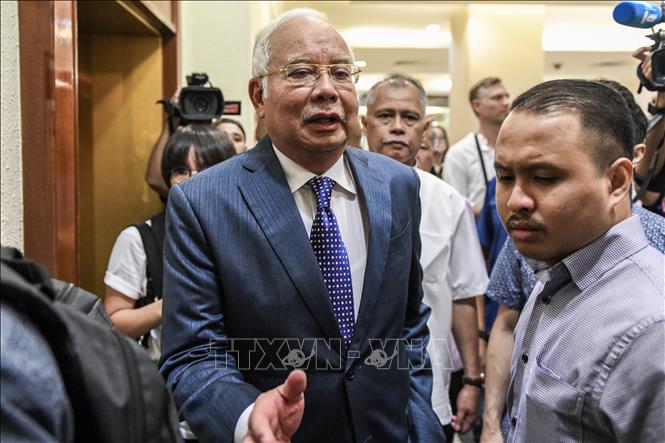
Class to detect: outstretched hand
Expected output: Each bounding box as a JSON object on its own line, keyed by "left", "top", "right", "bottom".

{"left": 243, "top": 370, "right": 307, "bottom": 443}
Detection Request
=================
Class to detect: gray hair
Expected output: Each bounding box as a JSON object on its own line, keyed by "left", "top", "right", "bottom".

{"left": 252, "top": 8, "right": 354, "bottom": 94}
{"left": 365, "top": 73, "right": 427, "bottom": 112}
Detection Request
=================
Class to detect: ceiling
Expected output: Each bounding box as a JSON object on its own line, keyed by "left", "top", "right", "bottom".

{"left": 281, "top": 1, "right": 655, "bottom": 97}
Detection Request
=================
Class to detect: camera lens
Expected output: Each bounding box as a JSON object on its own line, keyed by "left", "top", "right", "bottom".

{"left": 193, "top": 96, "right": 210, "bottom": 113}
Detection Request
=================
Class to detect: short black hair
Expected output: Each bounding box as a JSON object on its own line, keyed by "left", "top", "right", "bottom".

{"left": 216, "top": 118, "right": 246, "bottom": 140}
{"left": 594, "top": 78, "right": 647, "bottom": 144}
{"left": 469, "top": 77, "right": 503, "bottom": 103}
{"left": 510, "top": 79, "right": 635, "bottom": 171}
{"left": 161, "top": 124, "right": 236, "bottom": 186}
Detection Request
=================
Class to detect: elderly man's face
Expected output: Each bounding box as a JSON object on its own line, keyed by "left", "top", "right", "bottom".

{"left": 363, "top": 83, "right": 428, "bottom": 166}
{"left": 495, "top": 111, "right": 616, "bottom": 265}
{"left": 250, "top": 17, "right": 358, "bottom": 170}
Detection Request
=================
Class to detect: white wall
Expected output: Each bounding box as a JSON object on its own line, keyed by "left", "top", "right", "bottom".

{"left": 180, "top": 2, "right": 276, "bottom": 146}
{"left": 1, "top": 0, "right": 23, "bottom": 250}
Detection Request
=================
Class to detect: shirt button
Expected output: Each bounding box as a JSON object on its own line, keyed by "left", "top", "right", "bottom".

{"left": 542, "top": 296, "right": 551, "bottom": 305}
{"left": 521, "top": 354, "right": 528, "bottom": 364}
{"left": 511, "top": 417, "right": 517, "bottom": 427}
{"left": 346, "top": 368, "right": 355, "bottom": 381}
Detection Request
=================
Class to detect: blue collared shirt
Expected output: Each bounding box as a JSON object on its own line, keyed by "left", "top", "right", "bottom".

{"left": 506, "top": 215, "right": 665, "bottom": 442}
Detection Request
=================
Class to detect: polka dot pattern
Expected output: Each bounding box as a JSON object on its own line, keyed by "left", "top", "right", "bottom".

{"left": 308, "top": 176, "right": 355, "bottom": 346}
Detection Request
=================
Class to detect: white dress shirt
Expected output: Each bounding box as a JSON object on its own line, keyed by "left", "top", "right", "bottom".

{"left": 234, "top": 145, "right": 368, "bottom": 442}
{"left": 415, "top": 168, "right": 489, "bottom": 425}
{"left": 443, "top": 132, "right": 496, "bottom": 207}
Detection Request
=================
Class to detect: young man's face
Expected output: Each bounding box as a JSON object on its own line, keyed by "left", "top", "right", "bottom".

{"left": 494, "top": 110, "right": 616, "bottom": 265}
{"left": 363, "top": 82, "right": 428, "bottom": 166}
{"left": 473, "top": 83, "right": 510, "bottom": 126}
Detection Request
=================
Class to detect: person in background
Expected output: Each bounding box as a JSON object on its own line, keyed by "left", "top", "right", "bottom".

{"left": 493, "top": 79, "right": 663, "bottom": 442}
{"left": 104, "top": 124, "right": 235, "bottom": 362}
{"left": 428, "top": 125, "right": 449, "bottom": 179}
{"left": 364, "top": 73, "right": 487, "bottom": 442}
{"left": 216, "top": 117, "right": 248, "bottom": 153}
{"left": 444, "top": 77, "right": 510, "bottom": 216}
{"left": 633, "top": 45, "right": 665, "bottom": 215}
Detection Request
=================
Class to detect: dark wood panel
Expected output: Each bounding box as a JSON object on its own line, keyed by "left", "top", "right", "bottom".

{"left": 18, "top": 0, "right": 57, "bottom": 272}
{"left": 18, "top": 0, "right": 79, "bottom": 283}
{"left": 162, "top": 1, "right": 179, "bottom": 98}
{"left": 53, "top": 0, "right": 79, "bottom": 283}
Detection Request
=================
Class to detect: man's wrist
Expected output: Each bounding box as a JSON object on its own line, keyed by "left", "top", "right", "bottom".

{"left": 462, "top": 376, "right": 484, "bottom": 388}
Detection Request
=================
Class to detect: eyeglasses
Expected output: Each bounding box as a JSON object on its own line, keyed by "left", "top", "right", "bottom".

{"left": 258, "top": 63, "right": 362, "bottom": 87}
{"left": 170, "top": 166, "right": 201, "bottom": 179}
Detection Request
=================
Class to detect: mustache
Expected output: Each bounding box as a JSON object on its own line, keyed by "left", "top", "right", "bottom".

{"left": 300, "top": 107, "right": 346, "bottom": 124}
{"left": 506, "top": 215, "right": 545, "bottom": 231}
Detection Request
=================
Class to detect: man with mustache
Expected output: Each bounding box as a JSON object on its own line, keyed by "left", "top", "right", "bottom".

{"left": 363, "top": 74, "right": 488, "bottom": 442}
{"left": 159, "top": 9, "right": 442, "bottom": 443}
{"left": 494, "top": 79, "right": 664, "bottom": 442}
{"left": 480, "top": 78, "right": 665, "bottom": 443}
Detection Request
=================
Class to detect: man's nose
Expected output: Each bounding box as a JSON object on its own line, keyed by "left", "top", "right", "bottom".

{"left": 311, "top": 70, "right": 339, "bottom": 102}
{"left": 506, "top": 183, "right": 535, "bottom": 213}
{"left": 389, "top": 116, "right": 406, "bottom": 134}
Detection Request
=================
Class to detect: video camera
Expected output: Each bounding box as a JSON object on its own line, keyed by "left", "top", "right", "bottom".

{"left": 613, "top": 1, "right": 665, "bottom": 90}
{"left": 158, "top": 72, "right": 225, "bottom": 133}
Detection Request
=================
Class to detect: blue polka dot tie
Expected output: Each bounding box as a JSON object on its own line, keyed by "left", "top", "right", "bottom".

{"left": 308, "top": 176, "right": 355, "bottom": 346}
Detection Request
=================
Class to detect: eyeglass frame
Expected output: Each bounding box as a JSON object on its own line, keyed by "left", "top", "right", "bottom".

{"left": 170, "top": 165, "right": 202, "bottom": 179}
{"left": 256, "top": 63, "right": 362, "bottom": 86}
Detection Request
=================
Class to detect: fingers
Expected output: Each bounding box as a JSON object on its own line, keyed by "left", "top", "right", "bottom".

{"left": 277, "top": 370, "right": 307, "bottom": 401}
{"left": 633, "top": 46, "right": 651, "bottom": 61}
{"left": 451, "top": 411, "right": 465, "bottom": 432}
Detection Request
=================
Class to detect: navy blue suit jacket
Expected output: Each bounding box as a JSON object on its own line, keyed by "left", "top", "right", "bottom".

{"left": 160, "top": 138, "right": 443, "bottom": 442}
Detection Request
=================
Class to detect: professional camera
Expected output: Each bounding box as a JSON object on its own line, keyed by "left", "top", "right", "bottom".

{"left": 642, "top": 29, "right": 665, "bottom": 90}
{"left": 613, "top": 1, "right": 665, "bottom": 90}
{"left": 158, "top": 72, "right": 225, "bottom": 132}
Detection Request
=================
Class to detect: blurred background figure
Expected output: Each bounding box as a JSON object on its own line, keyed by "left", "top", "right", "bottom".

{"left": 428, "top": 125, "right": 450, "bottom": 178}
{"left": 104, "top": 124, "right": 235, "bottom": 363}
{"left": 216, "top": 117, "right": 247, "bottom": 153}
{"left": 444, "top": 77, "right": 510, "bottom": 216}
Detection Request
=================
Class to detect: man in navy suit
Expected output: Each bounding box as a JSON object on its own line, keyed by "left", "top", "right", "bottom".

{"left": 160, "top": 8, "right": 443, "bottom": 443}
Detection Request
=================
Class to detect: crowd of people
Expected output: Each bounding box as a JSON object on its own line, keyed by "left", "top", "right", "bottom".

{"left": 2, "top": 6, "right": 664, "bottom": 443}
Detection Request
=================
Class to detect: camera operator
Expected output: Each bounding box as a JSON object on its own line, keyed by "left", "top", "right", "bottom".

{"left": 633, "top": 45, "right": 665, "bottom": 214}
{"left": 146, "top": 74, "right": 226, "bottom": 198}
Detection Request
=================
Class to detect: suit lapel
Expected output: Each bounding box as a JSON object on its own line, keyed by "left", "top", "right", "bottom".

{"left": 345, "top": 149, "right": 391, "bottom": 351}
{"left": 238, "top": 139, "right": 342, "bottom": 344}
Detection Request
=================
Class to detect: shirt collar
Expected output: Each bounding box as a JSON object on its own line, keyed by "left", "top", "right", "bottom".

{"left": 272, "top": 144, "right": 357, "bottom": 196}
{"left": 561, "top": 215, "right": 648, "bottom": 290}
{"left": 474, "top": 132, "right": 493, "bottom": 151}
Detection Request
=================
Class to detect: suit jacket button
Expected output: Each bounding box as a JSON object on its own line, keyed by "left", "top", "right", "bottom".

{"left": 346, "top": 368, "right": 355, "bottom": 381}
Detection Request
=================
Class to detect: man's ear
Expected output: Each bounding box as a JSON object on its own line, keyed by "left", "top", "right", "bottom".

{"left": 607, "top": 157, "right": 633, "bottom": 206}
{"left": 632, "top": 143, "right": 646, "bottom": 165}
{"left": 423, "top": 119, "right": 431, "bottom": 134}
{"left": 248, "top": 78, "right": 266, "bottom": 119}
{"left": 360, "top": 115, "right": 367, "bottom": 131}
{"left": 471, "top": 99, "right": 481, "bottom": 116}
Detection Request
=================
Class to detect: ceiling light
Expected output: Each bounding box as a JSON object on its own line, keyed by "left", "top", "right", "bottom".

{"left": 341, "top": 27, "right": 451, "bottom": 49}
{"left": 425, "top": 24, "right": 441, "bottom": 33}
